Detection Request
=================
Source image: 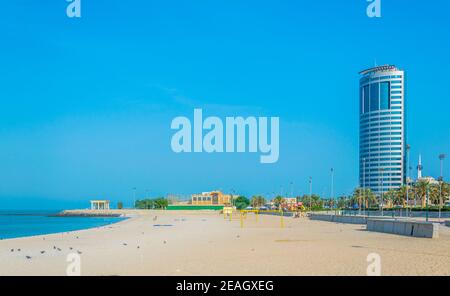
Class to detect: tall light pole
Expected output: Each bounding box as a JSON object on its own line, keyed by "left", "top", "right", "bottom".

{"left": 231, "top": 189, "right": 236, "bottom": 207}
{"left": 426, "top": 184, "right": 429, "bottom": 222}
{"left": 406, "top": 144, "right": 410, "bottom": 217}
{"left": 331, "top": 168, "right": 334, "bottom": 213}
{"left": 309, "top": 177, "right": 313, "bottom": 212}
{"left": 133, "top": 187, "right": 137, "bottom": 209}
{"left": 379, "top": 168, "right": 384, "bottom": 216}
{"left": 410, "top": 164, "right": 415, "bottom": 206}
{"left": 438, "top": 154, "right": 446, "bottom": 221}
{"left": 439, "top": 154, "right": 446, "bottom": 179}
{"left": 363, "top": 158, "right": 366, "bottom": 216}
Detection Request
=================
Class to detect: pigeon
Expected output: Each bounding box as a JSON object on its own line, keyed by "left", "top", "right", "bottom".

{"left": 53, "top": 246, "right": 56, "bottom": 250}
{"left": 10, "top": 249, "right": 13, "bottom": 252}
{"left": 123, "top": 243, "right": 128, "bottom": 246}
{"left": 40, "top": 251, "right": 45, "bottom": 254}
{"left": 17, "top": 249, "right": 21, "bottom": 252}
{"left": 57, "top": 248, "right": 62, "bottom": 251}
{"left": 26, "top": 256, "right": 32, "bottom": 260}
{"left": 69, "top": 247, "right": 73, "bottom": 250}
{"left": 77, "top": 250, "right": 82, "bottom": 255}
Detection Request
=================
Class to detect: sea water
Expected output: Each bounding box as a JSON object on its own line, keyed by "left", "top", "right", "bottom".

{"left": 0, "top": 210, "right": 126, "bottom": 240}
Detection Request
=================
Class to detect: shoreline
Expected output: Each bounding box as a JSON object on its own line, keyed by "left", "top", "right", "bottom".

{"left": 0, "top": 218, "right": 131, "bottom": 242}
{"left": 1, "top": 210, "right": 449, "bottom": 275}
{"left": 0, "top": 210, "right": 136, "bottom": 242}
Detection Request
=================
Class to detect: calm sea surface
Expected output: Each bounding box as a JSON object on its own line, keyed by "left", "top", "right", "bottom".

{"left": 0, "top": 210, "right": 126, "bottom": 240}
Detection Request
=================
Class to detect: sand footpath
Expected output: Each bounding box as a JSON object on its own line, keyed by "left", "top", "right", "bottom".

{"left": 1, "top": 210, "right": 449, "bottom": 276}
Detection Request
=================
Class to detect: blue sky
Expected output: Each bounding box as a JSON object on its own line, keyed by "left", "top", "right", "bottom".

{"left": 0, "top": 0, "right": 449, "bottom": 209}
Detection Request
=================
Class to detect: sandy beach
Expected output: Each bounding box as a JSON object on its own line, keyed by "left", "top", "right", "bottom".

{"left": 1, "top": 210, "right": 450, "bottom": 276}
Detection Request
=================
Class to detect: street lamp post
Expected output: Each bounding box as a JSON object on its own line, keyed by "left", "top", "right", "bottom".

{"left": 406, "top": 144, "right": 410, "bottom": 217}
{"left": 426, "top": 184, "right": 429, "bottom": 222}
{"left": 379, "top": 168, "right": 384, "bottom": 217}
{"left": 363, "top": 158, "right": 366, "bottom": 216}
{"left": 133, "top": 187, "right": 136, "bottom": 209}
{"left": 409, "top": 165, "right": 415, "bottom": 207}
{"left": 438, "top": 154, "right": 446, "bottom": 221}
{"left": 230, "top": 189, "right": 235, "bottom": 208}
{"left": 359, "top": 186, "right": 362, "bottom": 216}
{"left": 331, "top": 168, "right": 335, "bottom": 215}
{"left": 439, "top": 154, "right": 446, "bottom": 178}
{"left": 309, "top": 177, "right": 312, "bottom": 213}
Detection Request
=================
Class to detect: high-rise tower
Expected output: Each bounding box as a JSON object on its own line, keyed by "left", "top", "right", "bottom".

{"left": 359, "top": 65, "right": 406, "bottom": 196}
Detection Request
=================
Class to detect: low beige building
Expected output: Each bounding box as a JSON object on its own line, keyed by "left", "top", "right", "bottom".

{"left": 191, "top": 191, "right": 233, "bottom": 206}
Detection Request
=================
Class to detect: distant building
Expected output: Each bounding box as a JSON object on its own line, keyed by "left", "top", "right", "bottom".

{"left": 359, "top": 65, "right": 406, "bottom": 196}
{"left": 415, "top": 155, "right": 439, "bottom": 185}
{"left": 283, "top": 198, "right": 297, "bottom": 206}
{"left": 191, "top": 191, "right": 233, "bottom": 206}
{"left": 416, "top": 176, "right": 439, "bottom": 185}
{"left": 90, "top": 200, "right": 110, "bottom": 210}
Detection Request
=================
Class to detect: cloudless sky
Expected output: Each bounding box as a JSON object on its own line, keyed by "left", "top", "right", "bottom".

{"left": 0, "top": 0, "right": 449, "bottom": 209}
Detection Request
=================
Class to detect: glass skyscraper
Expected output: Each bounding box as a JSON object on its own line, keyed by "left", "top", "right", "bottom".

{"left": 359, "top": 65, "right": 406, "bottom": 196}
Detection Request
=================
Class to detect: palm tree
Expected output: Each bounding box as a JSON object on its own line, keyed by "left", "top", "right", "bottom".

{"left": 251, "top": 195, "right": 266, "bottom": 208}
{"left": 258, "top": 196, "right": 266, "bottom": 207}
{"left": 273, "top": 196, "right": 284, "bottom": 209}
{"left": 311, "top": 194, "right": 322, "bottom": 208}
{"left": 337, "top": 196, "right": 347, "bottom": 209}
{"left": 352, "top": 188, "right": 377, "bottom": 209}
{"left": 415, "top": 179, "right": 430, "bottom": 208}
{"left": 384, "top": 189, "right": 397, "bottom": 208}
{"left": 442, "top": 182, "right": 450, "bottom": 204}
{"left": 428, "top": 184, "right": 441, "bottom": 205}
{"left": 395, "top": 186, "right": 407, "bottom": 207}
{"left": 235, "top": 196, "right": 250, "bottom": 210}
{"left": 364, "top": 189, "right": 377, "bottom": 208}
